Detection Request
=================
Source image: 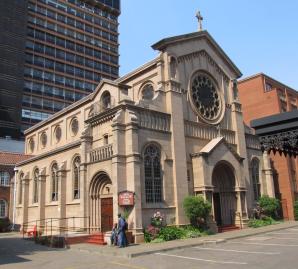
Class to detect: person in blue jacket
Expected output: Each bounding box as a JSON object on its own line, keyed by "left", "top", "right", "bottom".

{"left": 117, "top": 213, "right": 128, "bottom": 247}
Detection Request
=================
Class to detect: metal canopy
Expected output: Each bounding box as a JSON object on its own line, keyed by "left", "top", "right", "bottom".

{"left": 251, "top": 110, "right": 298, "bottom": 158}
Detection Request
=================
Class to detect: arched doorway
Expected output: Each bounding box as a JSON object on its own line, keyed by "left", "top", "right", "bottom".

{"left": 212, "top": 162, "right": 237, "bottom": 227}
{"left": 89, "top": 172, "right": 113, "bottom": 232}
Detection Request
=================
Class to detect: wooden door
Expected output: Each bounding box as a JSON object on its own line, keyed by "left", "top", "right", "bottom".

{"left": 101, "top": 198, "right": 113, "bottom": 232}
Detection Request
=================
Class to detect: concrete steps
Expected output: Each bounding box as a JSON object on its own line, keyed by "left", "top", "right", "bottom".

{"left": 65, "top": 232, "right": 106, "bottom": 246}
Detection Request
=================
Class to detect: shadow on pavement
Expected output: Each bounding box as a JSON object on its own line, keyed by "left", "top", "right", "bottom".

{"left": 0, "top": 234, "right": 65, "bottom": 266}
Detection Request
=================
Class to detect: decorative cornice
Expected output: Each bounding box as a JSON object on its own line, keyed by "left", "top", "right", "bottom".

{"left": 259, "top": 130, "right": 298, "bottom": 157}
{"left": 16, "top": 141, "right": 81, "bottom": 167}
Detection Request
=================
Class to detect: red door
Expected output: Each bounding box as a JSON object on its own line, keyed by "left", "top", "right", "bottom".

{"left": 101, "top": 198, "right": 113, "bottom": 232}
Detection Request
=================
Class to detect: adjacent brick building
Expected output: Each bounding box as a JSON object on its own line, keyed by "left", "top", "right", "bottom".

{"left": 238, "top": 73, "right": 298, "bottom": 219}
{"left": 0, "top": 152, "right": 31, "bottom": 220}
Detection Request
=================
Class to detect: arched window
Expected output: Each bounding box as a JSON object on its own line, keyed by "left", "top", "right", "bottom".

{"left": 170, "top": 57, "right": 177, "bottom": 79}
{"left": 18, "top": 173, "right": 24, "bottom": 204}
{"left": 51, "top": 163, "right": 58, "bottom": 201}
{"left": 33, "top": 168, "right": 39, "bottom": 203}
{"left": 101, "top": 91, "right": 111, "bottom": 110}
{"left": 141, "top": 84, "right": 154, "bottom": 100}
{"left": 73, "top": 156, "right": 81, "bottom": 199}
{"left": 0, "top": 171, "right": 10, "bottom": 186}
{"left": 251, "top": 158, "right": 260, "bottom": 201}
{"left": 144, "top": 145, "right": 162, "bottom": 203}
{"left": 0, "top": 200, "right": 7, "bottom": 218}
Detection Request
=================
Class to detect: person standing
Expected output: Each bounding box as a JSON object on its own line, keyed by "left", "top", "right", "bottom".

{"left": 117, "top": 213, "right": 128, "bottom": 247}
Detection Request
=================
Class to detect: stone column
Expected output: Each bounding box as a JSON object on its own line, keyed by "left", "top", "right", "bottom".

{"left": 80, "top": 126, "right": 92, "bottom": 231}
{"left": 22, "top": 173, "right": 30, "bottom": 232}
{"left": 37, "top": 167, "right": 46, "bottom": 233}
{"left": 125, "top": 109, "right": 144, "bottom": 243}
{"left": 165, "top": 80, "right": 189, "bottom": 225}
{"left": 111, "top": 109, "right": 126, "bottom": 224}
{"left": 58, "top": 162, "right": 67, "bottom": 235}
{"left": 262, "top": 151, "right": 275, "bottom": 197}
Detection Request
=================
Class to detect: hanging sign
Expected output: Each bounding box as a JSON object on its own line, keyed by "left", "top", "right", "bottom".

{"left": 118, "top": 191, "right": 134, "bottom": 206}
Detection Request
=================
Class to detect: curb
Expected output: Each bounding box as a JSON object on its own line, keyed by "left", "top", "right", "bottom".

{"left": 70, "top": 222, "right": 298, "bottom": 259}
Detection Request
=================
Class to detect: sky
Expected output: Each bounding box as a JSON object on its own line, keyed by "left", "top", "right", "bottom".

{"left": 118, "top": 0, "right": 298, "bottom": 89}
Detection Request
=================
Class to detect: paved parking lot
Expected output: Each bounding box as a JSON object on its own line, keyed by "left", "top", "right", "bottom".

{"left": 1, "top": 227, "right": 298, "bottom": 269}
{"left": 131, "top": 227, "right": 298, "bottom": 269}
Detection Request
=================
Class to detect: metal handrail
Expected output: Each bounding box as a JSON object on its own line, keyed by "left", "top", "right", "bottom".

{"left": 22, "top": 216, "right": 91, "bottom": 239}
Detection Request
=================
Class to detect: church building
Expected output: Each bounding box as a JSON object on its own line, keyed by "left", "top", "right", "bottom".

{"left": 14, "top": 22, "right": 275, "bottom": 242}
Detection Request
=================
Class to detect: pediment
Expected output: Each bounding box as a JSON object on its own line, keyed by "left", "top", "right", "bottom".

{"left": 152, "top": 30, "right": 242, "bottom": 79}
{"left": 191, "top": 136, "right": 244, "bottom": 163}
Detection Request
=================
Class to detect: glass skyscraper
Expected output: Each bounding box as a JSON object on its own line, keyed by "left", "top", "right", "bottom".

{"left": 21, "top": 0, "right": 120, "bottom": 132}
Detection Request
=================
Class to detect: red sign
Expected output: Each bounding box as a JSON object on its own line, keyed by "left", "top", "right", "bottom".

{"left": 118, "top": 191, "right": 134, "bottom": 206}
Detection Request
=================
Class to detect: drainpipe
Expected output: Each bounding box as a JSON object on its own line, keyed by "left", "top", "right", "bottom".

{"left": 11, "top": 167, "right": 18, "bottom": 231}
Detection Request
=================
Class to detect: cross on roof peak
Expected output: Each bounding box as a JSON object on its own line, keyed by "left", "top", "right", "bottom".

{"left": 195, "top": 10, "right": 203, "bottom": 31}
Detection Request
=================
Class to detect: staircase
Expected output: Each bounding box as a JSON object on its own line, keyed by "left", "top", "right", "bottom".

{"left": 218, "top": 225, "right": 240, "bottom": 233}
{"left": 86, "top": 232, "right": 106, "bottom": 245}
{"left": 65, "top": 232, "right": 106, "bottom": 246}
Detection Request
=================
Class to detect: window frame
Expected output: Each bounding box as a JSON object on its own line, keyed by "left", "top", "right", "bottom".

{"left": 144, "top": 145, "right": 162, "bottom": 203}
{"left": 0, "top": 172, "right": 10, "bottom": 186}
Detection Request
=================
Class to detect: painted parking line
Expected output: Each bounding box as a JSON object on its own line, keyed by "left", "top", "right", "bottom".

{"left": 270, "top": 232, "right": 298, "bottom": 235}
{"left": 229, "top": 241, "right": 298, "bottom": 247}
{"left": 109, "top": 261, "right": 148, "bottom": 269}
{"left": 269, "top": 237, "right": 298, "bottom": 241}
{"left": 194, "top": 246, "right": 280, "bottom": 255}
{"left": 155, "top": 252, "right": 247, "bottom": 265}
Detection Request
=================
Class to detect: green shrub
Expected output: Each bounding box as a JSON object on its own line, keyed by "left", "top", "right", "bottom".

{"left": 157, "top": 226, "right": 185, "bottom": 241}
{"left": 258, "top": 195, "right": 280, "bottom": 219}
{"left": 181, "top": 226, "right": 202, "bottom": 239}
{"left": 151, "top": 238, "right": 165, "bottom": 243}
{"left": 248, "top": 216, "right": 276, "bottom": 228}
{"left": 144, "top": 229, "right": 152, "bottom": 243}
{"left": 183, "top": 195, "right": 211, "bottom": 227}
{"left": 294, "top": 201, "right": 298, "bottom": 221}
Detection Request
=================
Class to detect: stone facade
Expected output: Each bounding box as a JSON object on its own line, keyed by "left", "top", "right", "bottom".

{"left": 15, "top": 30, "right": 274, "bottom": 242}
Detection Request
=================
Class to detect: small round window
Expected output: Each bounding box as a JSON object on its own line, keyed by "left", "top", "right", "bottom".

{"left": 29, "top": 138, "right": 35, "bottom": 152}
{"left": 40, "top": 132, "right": 47, "bottom": 148}
{"left": 70, "top": 117, "right": 79, "bottom": 136}
{"left": 141, "top": 84, "right": 154, "bottom": 100}
{"left": 55, "top": 126, "right": 62, "bottom": 142}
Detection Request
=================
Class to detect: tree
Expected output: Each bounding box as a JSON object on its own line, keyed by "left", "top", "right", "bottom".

{"left": 258, "top": 195, "right": 280, "bottom": 219}
{"left": 183, "top": 195, "right": 211, "bottom": 227}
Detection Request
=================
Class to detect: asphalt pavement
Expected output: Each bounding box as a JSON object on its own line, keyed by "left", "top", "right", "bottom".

{"left": 1, "top": 221, "right": 298, "bottom": 269}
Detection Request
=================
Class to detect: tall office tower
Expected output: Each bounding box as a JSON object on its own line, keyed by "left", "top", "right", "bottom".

{"left": 22, "top": 0, "right": 120, "bottom": 132}
{"left": 0, "top": 0, "right": 28, "bottom": 139}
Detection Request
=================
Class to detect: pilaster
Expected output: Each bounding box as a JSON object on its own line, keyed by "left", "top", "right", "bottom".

{"left": 262, "top": 151, "right": 275, "bottom": 197}
{"left": 22, "top": 173, "right": 30, "bottom": 231}
{"left": 165, "top": 80, "right": 189, "bottom": 225}
{"left": 37, "top": 167, "right": 46, "bottom": 231}
{"left": 58, "top": 161, "right": 67, "bottom": 234}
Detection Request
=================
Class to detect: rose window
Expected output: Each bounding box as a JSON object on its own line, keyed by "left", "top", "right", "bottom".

{"left": 190, "top": 74, "right": 222, "bottom": 123}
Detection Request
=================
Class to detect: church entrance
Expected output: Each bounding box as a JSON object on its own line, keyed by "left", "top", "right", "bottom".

{"left": 212, "top": 162, "right": 237, "bottom": 227}
{"left": 89, "top": 172, "right": 113, "bottom": 232}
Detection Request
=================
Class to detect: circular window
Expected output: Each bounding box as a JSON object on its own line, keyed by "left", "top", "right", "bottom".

{"left": 141, "top": 84, "right": 154, "bottom": 100}
{"left": 55, "top": 126, "right": 62, "bottom": 142}
{"left": 29, "top": 138, "right": 35, "bottom": 152}
{"left": 40, "top": 132, "right": 47, "bottom": 147}
{"left": 70, "top": 117, "right": 79, "bottom": 136}
{"left": 190, "top": 73, "right": 223, "bottom": 124}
